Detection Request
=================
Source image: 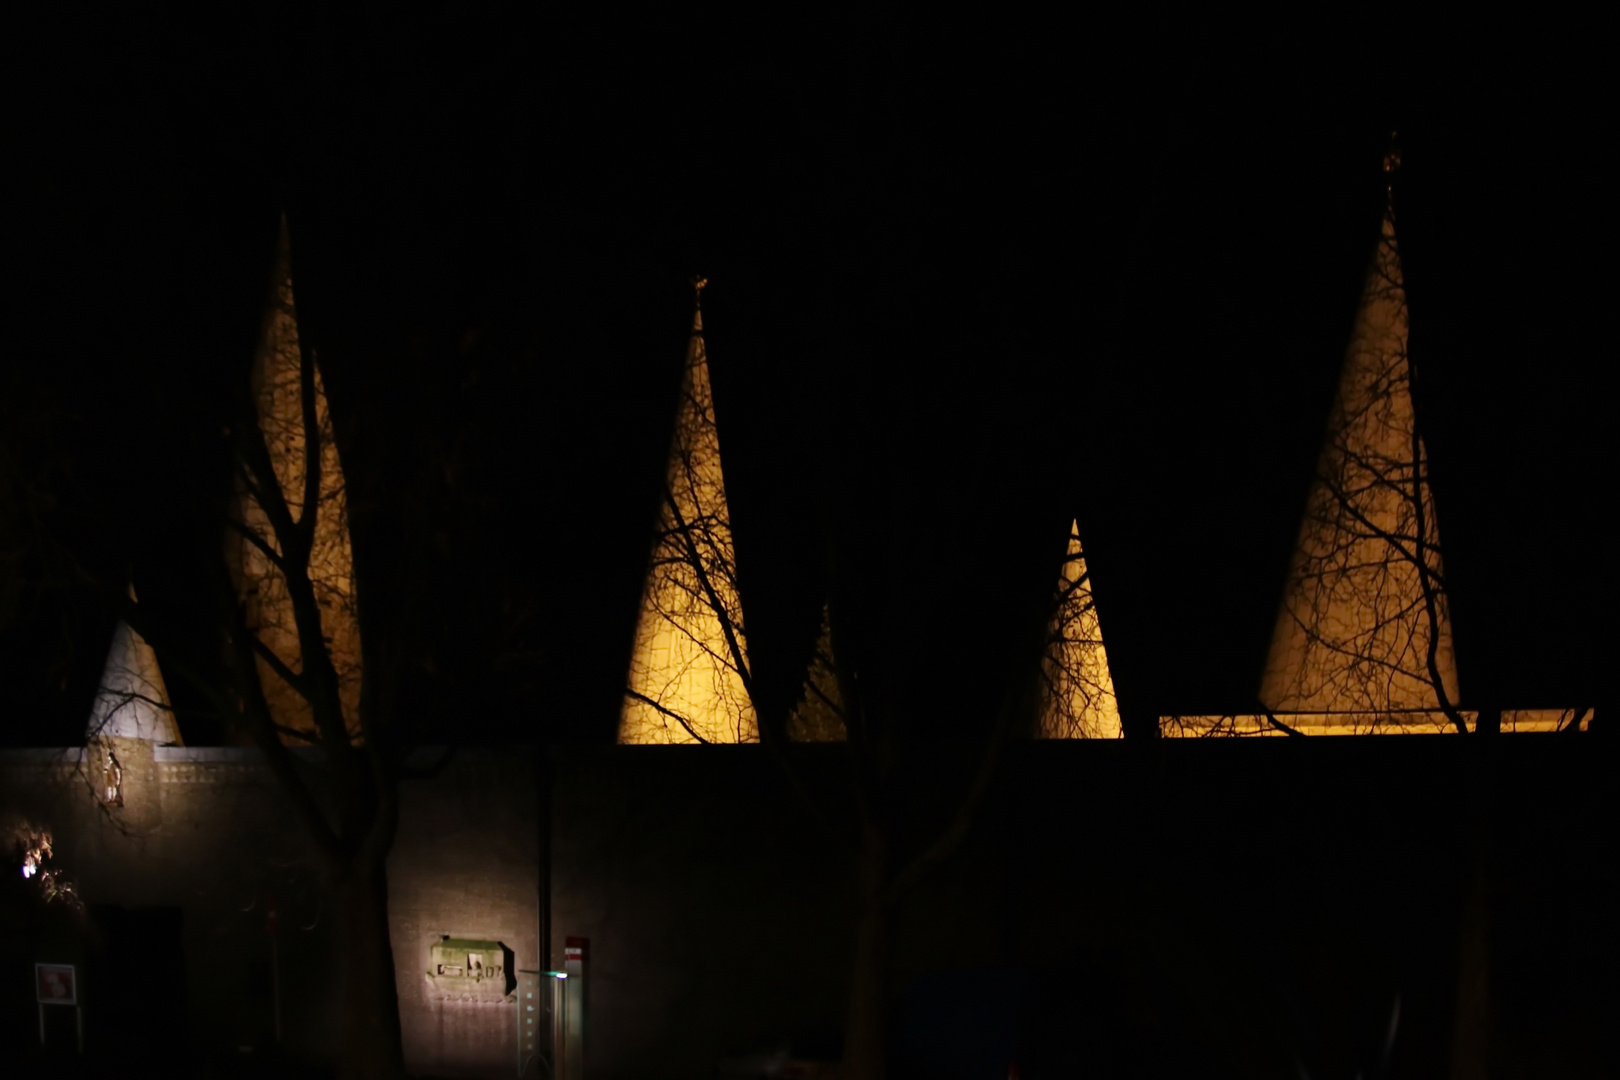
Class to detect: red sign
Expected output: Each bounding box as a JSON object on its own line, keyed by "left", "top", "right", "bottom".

{"left": 35, "top": 963, "right": 76, "bottom": 1006}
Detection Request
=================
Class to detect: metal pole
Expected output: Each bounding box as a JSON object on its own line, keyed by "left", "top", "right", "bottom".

{"left": 554, "top": 976, "right": 566, "bottom": 1079}
{"left": 516, "top": 970, "right": 534, "bottom": 1077}
{"left": 75, "top": 1005, "right": 83, "bottom": 1054}
{"left": 537, "top": 748, "right": 552, "bottom": 1075}
{"left": 563, "top": 940, "right": 585, "bottom": 1080}
{"left": 38, "top": 1003, "right": 44, "bottom": 1047}
{"left": 272, "top": 934, "right": 282, "bottom": 1045}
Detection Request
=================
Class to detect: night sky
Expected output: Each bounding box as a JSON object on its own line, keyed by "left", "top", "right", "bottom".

{"left": 3, "top": 13, "right": 1608, "bottom": 749}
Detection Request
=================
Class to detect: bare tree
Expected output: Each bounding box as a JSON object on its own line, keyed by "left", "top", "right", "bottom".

{"left": 616, "top": 282, "right": 1041, "bottom": 1079}
{"left": 220, "top": 217, "right": 408, "bottom": 1080}
{"left": 1244, "top": 140, "right": 1583, "bottom": 1080}
{"left": 110, "top": 217, "right": 410, "bottom": 1080}
{"left": 232, "top": 221, "right": 363, "bottom": 747}
{"left": 825, "top": 573, "right": 1042, "bottom": 1080}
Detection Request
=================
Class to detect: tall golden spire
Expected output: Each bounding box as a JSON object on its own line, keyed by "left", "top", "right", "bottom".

{"left": 1260, "top": 132, "right": 1460, "bottom": 729}
{"left": 619, "top": 278, "right": 756, "bottom": 743}
{"left": 234, "top": 214, "right": 362, "bottom": 743}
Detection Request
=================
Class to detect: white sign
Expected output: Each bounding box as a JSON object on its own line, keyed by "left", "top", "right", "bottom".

{"left": 35, "top": 963, "right": 76, "bottom": 1006}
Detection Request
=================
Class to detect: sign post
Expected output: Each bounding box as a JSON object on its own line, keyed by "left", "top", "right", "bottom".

{"left": 517, "top": 967, "right": 568, "bottom": 1078}
{"left": 516, "top": 969, "right": 540, "bottom": 1077}
{"left": 561, "top": 938, "right": 587, "bottom": 1080}
{"left": 35, "top": 963, "right": 82, "bottom": 1054}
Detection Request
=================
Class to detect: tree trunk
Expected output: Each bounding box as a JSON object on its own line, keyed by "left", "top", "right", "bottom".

{"left": 1449, "top": 744, "right": 1494, "bottom": 1080}
{"left": 333, "top": 854, "right": 408, "bottom": 1080}
{"left": 1448, "top": 859, "right": 1489, "bottom": 1080}
{"left": 845, "top": 824, "right": 894, "bottom": 1080}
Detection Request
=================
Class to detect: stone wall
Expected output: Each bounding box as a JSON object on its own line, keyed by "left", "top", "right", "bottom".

{"left": 388, "top": 748, "right": 541, "bottom": 1079}
{"left": 548, "top": 737, "right": 1617, "bottom": 1080}
{"left": 0, "top": 745, "right": 339, "bottom": 1064}
{"left": 548, "top": 745, "right": 856, "bottom": 1079}
{"left": 1, "top": 745, "right": 542, "bottom": 1078}
{"left": 5, "top": 737, "right": 1612, "bottom": 1078}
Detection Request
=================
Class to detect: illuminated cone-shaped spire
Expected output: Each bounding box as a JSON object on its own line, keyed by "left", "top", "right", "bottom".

{"left": 786, "top": 606, "right": 847, "bottom": 741}
{"left": 87, "top": 589, "right": 182, "bottom": 745}
{"left": 1039, "top": 521, "right": 1122, "bottom": 738}
{"left": 620, "top": 281, "right": 756, "bottom": 743}
{"left": 1261, "top": 141, "right": 1459, "bottom": 726}
{"left": 234, "top": 214, "right": 362, "bottom": 742}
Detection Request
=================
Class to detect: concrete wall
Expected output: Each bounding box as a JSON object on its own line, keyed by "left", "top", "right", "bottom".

{"left": 549, "top": 737, "right": 1617, "bottom": 1080}
{"left": 5, "top": 737, "right": 1612, "bottom": 1078}
{"left": 548, "top": 745, "right": 857, "bottom": 1078}
{"left": 388, "top": 748, "right": 541, "bottom": 1079}
{"left": 0, "top": 745, "right": 341, "bottom": 1066}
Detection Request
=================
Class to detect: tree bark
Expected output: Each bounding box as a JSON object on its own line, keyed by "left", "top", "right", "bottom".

{"left": 845, "top": 823, "right": 895, "bottom": 1080}
{"left": 1448, "top": 860, "right": 1489, "bottom": 1080}
{"left": 1448, "top": 744, "right": 1494, "bottom": 1080}
{"left": 333, "top": 854, "right": 408, "bottom": 1080}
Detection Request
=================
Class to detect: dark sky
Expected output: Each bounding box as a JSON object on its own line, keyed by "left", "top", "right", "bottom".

{"left": 3, "top": 13, "right": 1609, "bottom": 747}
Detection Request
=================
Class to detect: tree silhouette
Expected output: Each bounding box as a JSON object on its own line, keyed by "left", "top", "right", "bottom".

{"left": 108, "top": 217, "right": 411, "bottom": 1080}
{"left": 232, "top": 219, "right": 363, "bottom": 746}
{"left": 219, "top": 217, "right": 407, "bottom": 1080}
{"left": 615, "top": 278, "right": 1048, "bottom": 1078}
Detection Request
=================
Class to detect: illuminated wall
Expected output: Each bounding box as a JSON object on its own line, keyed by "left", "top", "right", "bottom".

{"left": 1039, "top": 521, "right": 1122, "bottom": 739}
{"left": 620, "top": 294, "right": 757, "bottom": 744}
{"left": 2, "top": 744, "right": 539, "bottom": 1077}
{"left": 1161, "top": 709, "right": 1591, "bottom": 737}
{"left": 1258, "top": 156, "right": 1460, "bottom": 733}
{"left": 385, "top": 751, "right": 541, "bottom": 1079}
{"left": 235, "top": 216, "right": 362, "bottom": 742}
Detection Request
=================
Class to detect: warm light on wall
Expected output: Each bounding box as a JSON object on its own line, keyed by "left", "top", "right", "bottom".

{"left": 1039, "top": 521, "right": 1122, "bottom": 739}
{"left": 1161, "top": 709, "right": 1592, "bottom": 737}
{"left": 620, "top": 294, "right": 757, "bottom": 744}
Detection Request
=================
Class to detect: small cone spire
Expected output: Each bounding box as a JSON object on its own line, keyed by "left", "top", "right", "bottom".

{"left": 1039, "top": 521, "right": 1121, "bottom": 739}
{"left": 786, "top": 606, "right": 847, "bottom": 741}
{"left": 87, "top": 586, "right": 182, "bottom": 745}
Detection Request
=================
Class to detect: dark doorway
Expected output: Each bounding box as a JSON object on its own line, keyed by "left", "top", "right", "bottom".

{"left": 85, "top": 905, "right": 186, "bottom": 1066}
